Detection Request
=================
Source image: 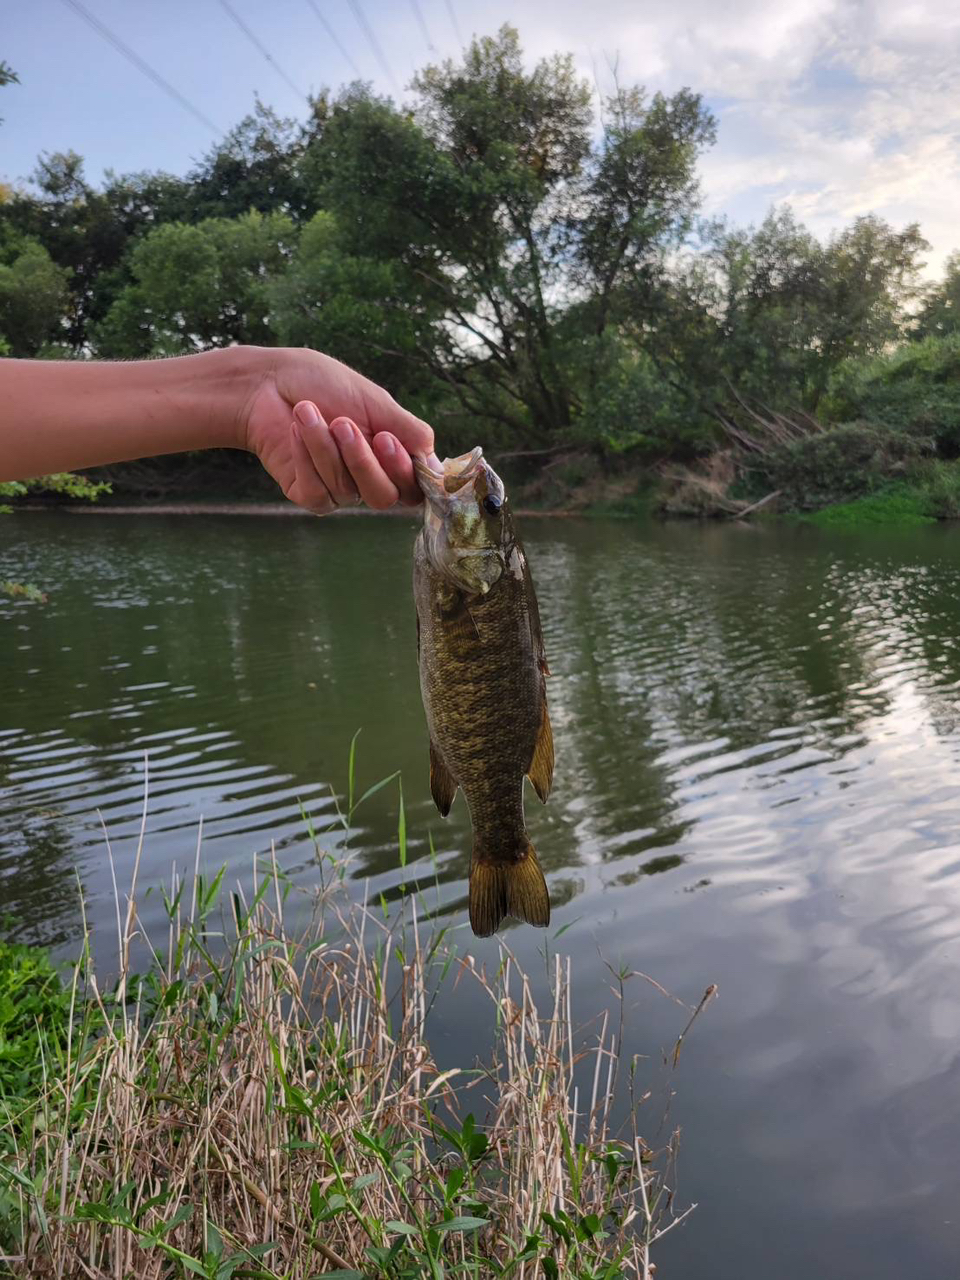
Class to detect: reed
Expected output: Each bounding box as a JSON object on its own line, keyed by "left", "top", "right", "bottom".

{"left": 0, "top": 786, "right": 704, "bottom": 1279}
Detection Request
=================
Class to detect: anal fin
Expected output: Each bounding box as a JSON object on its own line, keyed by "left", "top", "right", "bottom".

{"left": 429, "top": 740, "right": 458, "bottom": 817}
{"left": 527, "top": 702, "right": 554, "bottom": 804}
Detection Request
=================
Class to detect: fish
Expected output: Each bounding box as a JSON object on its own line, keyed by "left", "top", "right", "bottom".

{"left": 412, "top": 447, "right": 553, "bottom": 937}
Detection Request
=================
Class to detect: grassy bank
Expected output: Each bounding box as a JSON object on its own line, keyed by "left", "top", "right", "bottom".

{"left": 0, "top": 819, "right": 703, "bottom": 1278}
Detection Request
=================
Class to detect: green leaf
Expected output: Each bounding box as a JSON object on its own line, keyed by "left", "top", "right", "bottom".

{"left": 354, "top": 770, "right": 400, "bottom": 811}
{"left": 435, "top": 1215, "right": 487, "bottom": 1233}
{"left": 444, "top": 1168, "right": 465, "bottom": 1202}
{"left": 348, "top": 727, "right": 360, "bottom": 815}
{"left": 542, "top": 1212, "right": 573, "bottom": 1246}
{"left": 552, "top": 916, "right": 581, "bottom": 939}
{"left": 397, "top": 778, "right": 407, "bottom": 868}
{"left": 205, "top": 1221, "right": 224, "bottom": 1260}
{"left": 385, "top": 1219, "right": 418, "bottom": 1235}
{"left": 579, "top": 1212, "right": 602, "bottom": 1237}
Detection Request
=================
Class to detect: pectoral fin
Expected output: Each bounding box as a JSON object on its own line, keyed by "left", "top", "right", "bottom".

{"left": 527, "top": 702, "right": 554, "bottom": 804}
{"left": 429, "top": 740, "right": 458, "bottom": 817}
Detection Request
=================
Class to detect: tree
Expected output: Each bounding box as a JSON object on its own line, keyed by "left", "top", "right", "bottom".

{"left": 658, "top": 208, "right": 928, "bottom": 417}
{"left": 0, "top": 151, "right": 193, "bottom": 350}
{"left": 811, "top": 215, "right": 927, "bottom": 403}
{"left": 574, "top": 84, "right": 717, "bottom": 339}
{"left": 915, "top": 252, "right": 960, "bottom": 339}
{"left": 184, "top": 99, "right": 326, "bottom": 223}
{"left": 96, "top": 209, "right": 296, "bottom": 356}
{"left": 304, "top": 28, "right": 716, "bottom": 445}
{"left": 0, "top": 233, "right": 70, "bottom": 356}
{"left": 0, "top": 58, "right": 17, "bottom": 134}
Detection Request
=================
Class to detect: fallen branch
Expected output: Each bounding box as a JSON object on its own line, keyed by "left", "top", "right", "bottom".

{"left": 730, "top": 490, "right": 782, "bottom": 520}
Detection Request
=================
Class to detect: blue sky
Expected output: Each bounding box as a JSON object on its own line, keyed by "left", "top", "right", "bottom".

{"left": 3, "top": 0, "right": 959, "bottom": 274}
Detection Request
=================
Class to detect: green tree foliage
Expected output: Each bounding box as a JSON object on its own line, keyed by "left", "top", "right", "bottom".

{"left": 0, "top": 103, "right": 317, "bottom": 354}
{"left": 660, "top": 209, "right": 929, "bottom": 416}
{"left": 758, "top": 420, "right": 932, "bottom": 510}
{"left": 0, "top": 229, "right": 70, "bottom": 355}
{"left": 915, "top": 252, "right": 960, "bottom": 339}
{"left": 97, "top": 209, "right": 296, "bottom": 355}
{"left": 0, "top": 59, "right": 107, "bottom": 559}
{"left": 269, "top": 209, "right": 440, "bottom": 410}
{"left": 184, "top": 98, "right": 325, "bottom": 222}
{"left": 824, "top": 333, "right": 960, "bottom": 456}
{"left": 0, "top": 58, "right": 17, "bottom": 134}
{"left": 1, "top": 152, "right": 190, "bottom": 349}
{"left": 297, "top": 29, "right": 716, "bottom": 445}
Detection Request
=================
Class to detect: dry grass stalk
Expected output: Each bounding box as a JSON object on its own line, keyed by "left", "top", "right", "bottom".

{"left": 0, "top": 825, "right": 698, "bottom": 1279}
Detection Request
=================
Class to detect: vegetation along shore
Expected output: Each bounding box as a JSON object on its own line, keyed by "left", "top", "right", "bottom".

{"left": 0, "top": 775, "right": 709, "bottom": 1278}
{"left": 3, "top": 27, "right": 960, "bottom": 527}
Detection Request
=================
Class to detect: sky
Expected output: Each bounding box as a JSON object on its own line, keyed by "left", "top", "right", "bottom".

{"left": 2, "top": 0, "right": 959, "bottom": 275}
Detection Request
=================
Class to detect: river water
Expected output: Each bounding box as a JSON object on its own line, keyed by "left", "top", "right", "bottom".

{"left": 2, "top": 511, "right": 960, "bottom": 1276}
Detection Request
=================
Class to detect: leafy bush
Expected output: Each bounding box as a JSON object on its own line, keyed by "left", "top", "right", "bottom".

{"left": 0, "top": 938, "right": 72, "bottom": 1127}
{"left": 758, "top": 420, "right": 932, "bottom": 510}
{"left": 824, "top": 334, "right": 960, "bottom": 456}
{"left": 913, "top": 459, "right": 960, "bottom": 519}
{"left": 0, "top": 473, "right": 110, "bottom": 515}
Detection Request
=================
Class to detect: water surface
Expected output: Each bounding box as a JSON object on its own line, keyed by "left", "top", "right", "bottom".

{"left": 3, "top": 511, "right": 960, "bottom": 1277}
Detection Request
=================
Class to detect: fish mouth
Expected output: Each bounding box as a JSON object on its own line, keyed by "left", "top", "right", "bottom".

{"left": 414, "top": 447, "right": 484, "bottom": 497}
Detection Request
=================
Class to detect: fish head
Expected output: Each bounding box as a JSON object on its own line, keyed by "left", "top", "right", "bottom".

{"left": 414, "top": 447, "right": 509, "bottom": 597}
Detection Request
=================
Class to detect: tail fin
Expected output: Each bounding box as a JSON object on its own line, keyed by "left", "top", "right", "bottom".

{"left": 469, "top": 843, "right": 550, "bottom": 938}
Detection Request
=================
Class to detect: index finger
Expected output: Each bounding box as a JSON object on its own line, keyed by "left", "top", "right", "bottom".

{"left": 337, "top": 363, "right": 434, "bottom": 456}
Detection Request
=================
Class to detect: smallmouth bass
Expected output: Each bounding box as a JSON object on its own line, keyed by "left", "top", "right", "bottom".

{"left": 412, "top": 448, "right": 553, "bottom": 937}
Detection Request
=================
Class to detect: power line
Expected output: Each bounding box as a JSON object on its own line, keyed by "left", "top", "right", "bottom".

{"left": 218, "top": 0, "right": 309, "bottom": 104}
{"left": 58, "top": 0, "right": 221, "bottom": 135}
{"left": 345, "top": 0, "right": 400, "bottom": 94}
{"left": 408, "top": 0, "right": 436, "bottom": 53}
{"left": 444, "top": 0, "right": 464, "bottom": 49}
{"left": 303, "top": 0, "right": 365, "bottom": 81}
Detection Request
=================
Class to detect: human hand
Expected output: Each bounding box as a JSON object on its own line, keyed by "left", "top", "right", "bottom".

{"left": 239, "top": 347, "right": 435, "bottom": 514}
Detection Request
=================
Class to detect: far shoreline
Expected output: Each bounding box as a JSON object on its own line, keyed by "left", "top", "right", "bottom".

{"left": 16, "top": 501, "right": 582, "bottom": 519}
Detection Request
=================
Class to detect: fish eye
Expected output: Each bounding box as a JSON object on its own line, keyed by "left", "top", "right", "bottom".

{"left": 482, "top": 495, "right": 502, "bottom": 516}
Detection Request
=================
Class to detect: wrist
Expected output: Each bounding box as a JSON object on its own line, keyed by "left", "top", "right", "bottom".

{"left": 181, "top": 347, "right": 273, "bottom": 452}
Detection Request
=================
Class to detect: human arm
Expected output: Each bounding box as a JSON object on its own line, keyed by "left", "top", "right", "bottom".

{"left": 0, "top": 346, "right": 435, "bottom": 513}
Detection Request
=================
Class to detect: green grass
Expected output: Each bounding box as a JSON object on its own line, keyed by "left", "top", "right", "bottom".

{"left": 804, "top": 487, "right": 936, "bottom": 528}
{"left": 802, "top": 461, "right": 960, "bottom": 527}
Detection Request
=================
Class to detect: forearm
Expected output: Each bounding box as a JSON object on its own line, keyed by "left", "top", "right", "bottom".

{"left": 0, "top": 349, "right": 257, "bottom": 482}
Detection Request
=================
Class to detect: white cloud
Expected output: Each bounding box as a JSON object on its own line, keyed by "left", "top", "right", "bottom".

{"left": 499, "top": 0, "right": 960, "bottom": 273}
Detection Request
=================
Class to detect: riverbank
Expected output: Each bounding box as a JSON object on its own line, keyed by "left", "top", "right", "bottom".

{"left": 16, "top": 446, "right": 960, "bottom": 528}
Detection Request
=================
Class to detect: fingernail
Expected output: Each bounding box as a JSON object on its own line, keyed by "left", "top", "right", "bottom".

{"left": 331, "top": 419, "right": 357, "bottom": 448}
{"left": 294, "top": 401, "right": 321, "bottom": 429}
{"left": 378, "top": 433, "right": 396, "bottom": 456}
